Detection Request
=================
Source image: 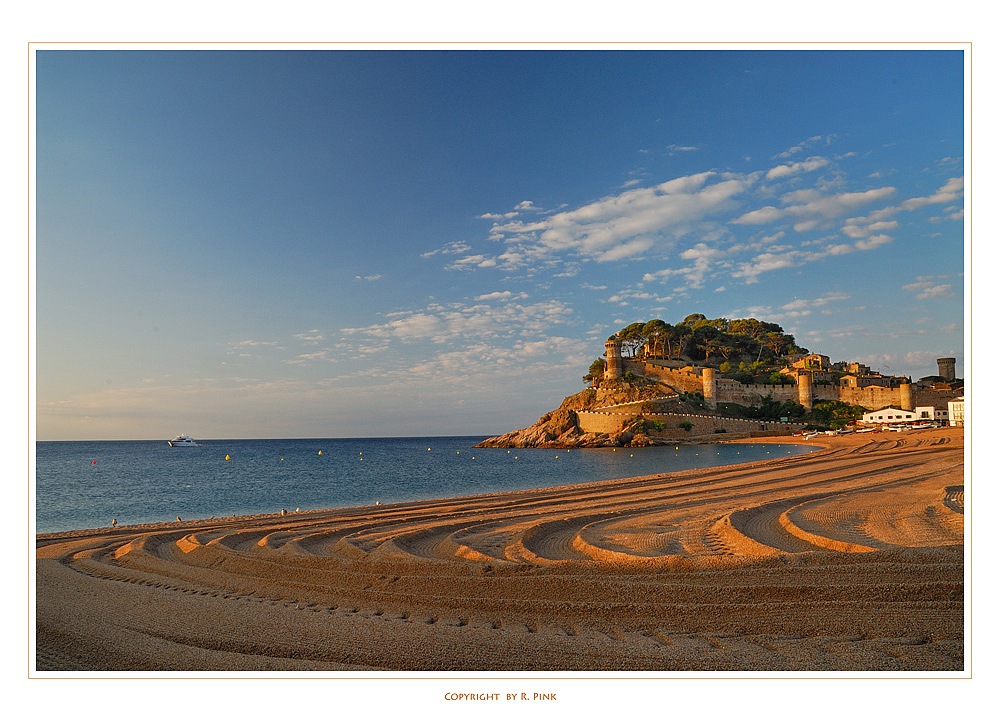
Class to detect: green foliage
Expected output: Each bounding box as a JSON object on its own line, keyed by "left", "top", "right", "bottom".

{"left": 678, "top": 391, "right": 705, "bottom": 409}
{"left": 714, "top": 428, "right": 728, "bottom": 433}
{"left": 678, "top": 420, "right": 694, "bottom": 431}
{"left": 609, "top": 314, "right": 804, "bottom": 366}
{"left": 719, "top": 361, "right": 731, "bottom": 373}
{"left": 717, "top": 395, "right": 807, "bottom": 421}
{"left": 582, "top": 357, "right": 607, "bottom": 383}
{"left": 810, "top": 400, "right": 867, "bottom": 429}
{"left": 623, "top": 416, "right": 668, "bottom": 435}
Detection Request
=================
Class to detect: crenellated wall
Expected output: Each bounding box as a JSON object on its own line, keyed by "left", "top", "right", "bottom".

{"left": 603, "top": 356, "right": 959, "bottom": 413}
{"left": 577, "top": 409, "right": 806, "bottom": 438}
{"left": 637, "top": 364, "right": 954, "bottom": 412}
{"left": 636, "top": 360, "right": 710, "bottom": 393}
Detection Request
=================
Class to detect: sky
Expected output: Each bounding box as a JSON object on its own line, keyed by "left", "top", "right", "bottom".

{"left": 33, "top": 48, "right": 967, "bottom": 441}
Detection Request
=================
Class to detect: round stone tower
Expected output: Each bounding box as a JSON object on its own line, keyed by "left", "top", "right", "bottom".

{"left": 899, "top": 381, "right": 913, "bottom": 411}
{"left": 797, "top": 372, "right": 813, "bottom": 411}
{"left": 937, "top": 357, "right": 956, "bottom": 381}
{"left": 604, "top": 338, "right": 623, "bottom": 381}
{"left": 702, "top": 367, "right": 717, "bottom": 409}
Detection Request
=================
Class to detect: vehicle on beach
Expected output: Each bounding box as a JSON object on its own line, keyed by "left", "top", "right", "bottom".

{"left": 167, "top": 434, "right": 199, "bottom": 447}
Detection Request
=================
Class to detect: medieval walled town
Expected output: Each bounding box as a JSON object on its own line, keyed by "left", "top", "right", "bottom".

{"left": 478, "top": 314, "right": 963, "bottom": 448}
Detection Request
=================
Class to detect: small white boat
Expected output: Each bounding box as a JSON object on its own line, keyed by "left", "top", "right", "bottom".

{"left": 168, "top": 434, "right": 199, "bottom": 447}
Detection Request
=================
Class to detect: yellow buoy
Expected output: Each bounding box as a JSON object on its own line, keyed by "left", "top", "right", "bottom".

{"left": 318, "top": 450, "right": 322, "bottom": 455}
{"left": 225, "top": 454, "right": 230, "bottom": 460}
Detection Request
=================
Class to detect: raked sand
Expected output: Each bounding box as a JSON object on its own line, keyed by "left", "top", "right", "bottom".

{"left": 35, "top": 427, "right": 965, "bottom": 672}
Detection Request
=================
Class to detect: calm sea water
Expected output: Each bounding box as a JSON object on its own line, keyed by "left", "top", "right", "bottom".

{"left": 35, "top": 436, "right": 815, "bottom": 534}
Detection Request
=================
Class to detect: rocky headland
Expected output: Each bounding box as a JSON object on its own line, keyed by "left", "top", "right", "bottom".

{"left": 475, "top": 379, "right": 706, "bottom": 449}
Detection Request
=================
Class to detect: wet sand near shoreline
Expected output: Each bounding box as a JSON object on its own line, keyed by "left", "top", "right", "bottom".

{"left": 35, "top": 428, "right": 964, "bottom": 672}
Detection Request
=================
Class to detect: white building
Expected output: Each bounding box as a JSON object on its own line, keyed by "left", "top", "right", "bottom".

{"left": 861, "top": 406, "right": 948, "bottom": 425}
{"left": 948, "top": 396, "right": 965, "bottom": 427}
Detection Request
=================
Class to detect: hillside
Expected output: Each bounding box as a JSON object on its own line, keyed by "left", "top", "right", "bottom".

{"left": 475, "top": 313, "right": 869, "bottom": 449}
{"left": 475, "top": 376, "right": 707, "bottom": 448}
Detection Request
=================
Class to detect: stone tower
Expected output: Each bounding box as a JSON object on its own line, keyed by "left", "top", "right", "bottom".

{"left": 797, "top": 372, "right": 813, "bottom": 411}
{"left": 937, "top": 357, "right": 956, "bottom": 381}
{"left": 702, "top": 367, "right": 716, "bottom": 409}
{"left": 604, "top": 338, "right": 623, "bottom": 380}
{"left": 899, "top": 381, "right": 913, "bottom": 411}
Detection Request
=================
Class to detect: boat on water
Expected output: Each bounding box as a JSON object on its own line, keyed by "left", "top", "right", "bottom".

{"left": 167, "top": 434, "right": 199, "bottom": 447}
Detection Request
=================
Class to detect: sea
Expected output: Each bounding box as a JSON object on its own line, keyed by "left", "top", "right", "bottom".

{"left": 34, "top": 436, "right": 816, "bottom": 534}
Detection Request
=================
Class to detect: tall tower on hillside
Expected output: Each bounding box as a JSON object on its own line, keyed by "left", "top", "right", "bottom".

{"left": 702, "top": 368, "right": 717, "bottom": 409}
{"left": 937, "top": 357, "right": 956, "bottom": 381}
{"left": 605, "top": 338, "right": 623, "bottom": 380}
{"left": 797, "top": 372, "right": 813, "bottom": 411}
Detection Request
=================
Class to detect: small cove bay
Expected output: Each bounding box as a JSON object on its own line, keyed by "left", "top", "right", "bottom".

{"left": 35, "top": 436, "right": 816, "bottom": 534}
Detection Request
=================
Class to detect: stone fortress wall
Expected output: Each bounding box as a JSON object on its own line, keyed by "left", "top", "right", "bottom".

{"left": 604, "top": 339, "right": 960, "bottom": 413}
{"left": 576, "top": 408, "right": 804, "bottom": 437}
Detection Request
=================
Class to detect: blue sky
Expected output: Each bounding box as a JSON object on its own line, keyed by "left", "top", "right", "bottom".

{"left": 34, "top": 49, "right": 966, "bottom": 440}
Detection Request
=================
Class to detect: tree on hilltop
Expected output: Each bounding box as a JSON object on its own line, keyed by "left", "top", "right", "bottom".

{"left": 608, "top": 314, "right": 805, "bottom": 367}
{"left": 583, "top": 358, "right": 606, "bottom": 384}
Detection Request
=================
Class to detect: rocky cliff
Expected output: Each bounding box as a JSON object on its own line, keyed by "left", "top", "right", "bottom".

{"left": 475, "top": 381, "right": 683, "bottom": 449}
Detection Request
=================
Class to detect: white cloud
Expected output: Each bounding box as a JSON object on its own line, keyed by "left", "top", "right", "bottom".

{"left": 475, "top": 290, "right": 528, "bottom": 301}
{"left": 781, "top": 292, "right": 850, "bottom": 312}
{"left": 775, "top": 135, "right": 834, "bottom": 159}
{"left": 294, "top": 330, "right": 324, "bottom": 343}
{"left": 842, "top": 219, "right": 898, "bottom": 239}
{"left": 852, "top": 233, "right": 893, "bottom": 251}
{"left": 903, "top": 281, "right": 954, "bottom": 299}
{"left": 900, "top": 176, "right": 964, "bottom": 211}
{"left": 447, "top": 254, "right": 498, "bottom": 270}
{"left": 421, "top": 241, "right": 472, "bottom": 257}
{"left": 342, "top": 299, "right": 574, "bottom": 345}
{"left": 765, "top": 156, "right": 829, "bottom": 180}
{"left": 285, "top": 350, "right": 336, "bottom": 365}
{"left": 734, "top": 186, "right": 896, "bottom": 228}
{"left": 482, "top": 171, "right": 747, "bottom": 268}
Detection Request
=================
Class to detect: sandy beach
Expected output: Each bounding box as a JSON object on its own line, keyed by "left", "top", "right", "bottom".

{"left": 35, "top": 427, "right": 964, "bottom": 672}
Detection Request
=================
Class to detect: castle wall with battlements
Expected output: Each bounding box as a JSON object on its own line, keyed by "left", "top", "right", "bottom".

{"left": 576, "top": 409, "right": 806, "bottom": 437}
{"left": 617, "top": 361, "right": 958, "bottom": 412}
{"left": 635, "top": 360, "right": 706, "bottom": 393}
